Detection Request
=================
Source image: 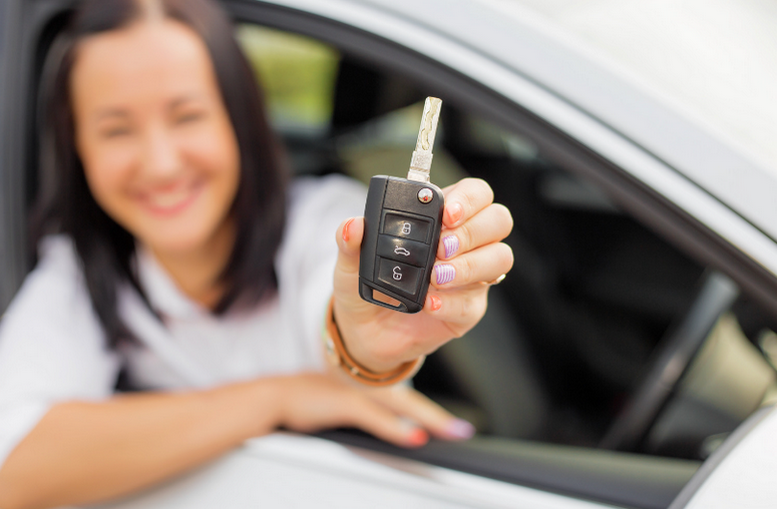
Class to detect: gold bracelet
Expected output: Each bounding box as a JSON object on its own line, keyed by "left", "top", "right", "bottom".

{"left": 322, "top": 296, "right": 424, "bottom": 387}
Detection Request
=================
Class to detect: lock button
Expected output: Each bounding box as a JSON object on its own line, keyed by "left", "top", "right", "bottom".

{"left": 376, "top": 258, "right": 422, "bottom": 296}
{"left": 382, "top": 213, "right": 431, "bottom": 243}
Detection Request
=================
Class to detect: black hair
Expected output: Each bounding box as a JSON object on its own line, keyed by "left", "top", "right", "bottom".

{"left": 34, "top": 0, "right": 288, "bottom": 346}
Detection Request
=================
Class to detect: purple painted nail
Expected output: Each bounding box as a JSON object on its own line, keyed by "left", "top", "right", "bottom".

{"left": 446, "top": 419, "right": 476, "bottom": 439}
{"left": 442, "top": 236, "right": 459, "bottom": 259}
{"left": 435, "top": 264, "right": 456, "bottom": 285}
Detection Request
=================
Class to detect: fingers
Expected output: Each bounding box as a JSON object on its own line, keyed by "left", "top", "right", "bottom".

{"left": 437, "top": 203, "right": 512, "bottom": 260}
{"left": 344, "top": 394, "right": 430, "bottom": 448}
{"left": 370, "top": 386, "right": 476, "bottom": 441}
{"left": 279, "top": 375, "right": 429, "bottom": 448}
{"left": 279, "top": 374, "right": 475, "bottom": 448}
{"left": 431, "top": 242, "right": 513, "bottom": 289}
{"left": 441, "top": 178, "right": 494, "bottom": 229}
{"left": 334, "top": 216, "right": 364, "bottom": 275}
{"left": 423, "top": 285, "right": 489, "bottom": 329}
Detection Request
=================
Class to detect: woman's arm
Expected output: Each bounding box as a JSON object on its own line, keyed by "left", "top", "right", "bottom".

{"left": 0, "top": 381, "right": 274, "bottom": 509}
{"left": 0, "top": 373, "right": 459, "bottom": 509}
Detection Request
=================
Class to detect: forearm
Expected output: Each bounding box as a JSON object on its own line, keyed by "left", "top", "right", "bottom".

{"left": 0, "top": 380, "right": 280, "bottom": 509}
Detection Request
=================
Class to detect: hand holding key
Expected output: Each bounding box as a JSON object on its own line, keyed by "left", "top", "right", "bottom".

{"left": 333, "top": 178, "right": 513, "bottom": 373}
{"left": 330, "top": 98, "right": 513, "bottom": 375}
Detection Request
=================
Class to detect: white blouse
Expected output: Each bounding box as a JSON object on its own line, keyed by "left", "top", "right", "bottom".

{"left": 0, "top": 175, "right": 366, "bottom": 467}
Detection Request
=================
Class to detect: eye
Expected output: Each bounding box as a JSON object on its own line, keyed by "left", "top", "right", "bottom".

{"left": 175, "top": 110, "right": 206, "bottom": 124}
{"left": 100, "top": 126, "right": 132, "bottom": 139}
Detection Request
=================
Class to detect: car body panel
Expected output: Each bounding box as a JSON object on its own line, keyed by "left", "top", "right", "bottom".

{"left": 670, "top": 405, "right": 777, "bottom": 508}
{"left": 95, "top": 433, "right": 620, "bottom": 509}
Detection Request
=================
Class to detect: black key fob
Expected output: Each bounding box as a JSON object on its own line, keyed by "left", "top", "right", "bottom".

{"left": 359, "top": 176, "right": 444, "bottom": 313}
{"left": 358, "top": 97, "right": 444, "bottom": 313}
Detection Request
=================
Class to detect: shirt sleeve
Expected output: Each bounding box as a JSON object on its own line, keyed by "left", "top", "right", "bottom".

{"left": 276, "top": 175, "right": 367, "bottom": 371}
{"left": 0, "top": 236, "right": 120, "bottom": 467}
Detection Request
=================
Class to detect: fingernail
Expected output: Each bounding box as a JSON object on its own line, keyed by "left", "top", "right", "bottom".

{"left": 447, "top": 203, "right": 464, "bottom": 225}
{"left": 442, "top": 236, "right": 459, "bottom": 258}
{"left": 342, "top": 218, "right": 355, "bottom": 243}
{"left": 445, "top": 419, "right": 476, "bottom": 440}
{"left": 429, "top": 294, "right": 442, "bottom": 311}
{"left": 407, "top": 428, "right": 429, "bottom": 447}
{"left": 435, "top": 264, "right": 455, "bottom": 285}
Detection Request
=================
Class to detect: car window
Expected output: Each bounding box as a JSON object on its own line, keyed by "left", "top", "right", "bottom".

{"left": 236, "top": 25, "right": 339, "bottom": 135}
{"left": 237, "top": 22, "right": 777, "bottom": 463}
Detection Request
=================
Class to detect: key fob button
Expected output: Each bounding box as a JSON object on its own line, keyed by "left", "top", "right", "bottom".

{"left": 377, "top": 235, "right": 429, "bottom": 267}
{"left": 376, "top": 258, "right": 422, "bottom": 296}
{"left": 382, "top": 213, "right": 431, "bottom": 243}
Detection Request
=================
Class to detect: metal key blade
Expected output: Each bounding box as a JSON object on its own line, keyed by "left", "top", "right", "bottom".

{"left": 407, "top": 97, "right": 442, "bottom": 183}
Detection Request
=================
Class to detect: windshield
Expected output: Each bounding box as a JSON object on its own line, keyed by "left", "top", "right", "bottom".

{"left": 505, "top": 0, "right": 777, "bottom": 176}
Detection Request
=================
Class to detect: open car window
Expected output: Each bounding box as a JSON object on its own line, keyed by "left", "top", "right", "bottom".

{"left": 236, "top": 22, "right": 777, "bottom": 465}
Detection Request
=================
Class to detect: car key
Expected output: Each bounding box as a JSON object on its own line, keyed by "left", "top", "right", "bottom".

{"left": 359, "top": 97, "right": 445, "bottom": 313}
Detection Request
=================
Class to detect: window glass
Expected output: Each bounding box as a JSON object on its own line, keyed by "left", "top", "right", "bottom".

{"left": 236, "top": 25, "right": 339, "bottom": 135}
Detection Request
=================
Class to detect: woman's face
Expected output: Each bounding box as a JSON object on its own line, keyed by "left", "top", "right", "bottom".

{"left": 71, "top": 19, "right": 240, "bottom": 257}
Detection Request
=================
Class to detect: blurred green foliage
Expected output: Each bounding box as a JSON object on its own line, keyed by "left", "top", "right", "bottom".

{"left": 236, "top": 25, "right": 340, "bottom": 132}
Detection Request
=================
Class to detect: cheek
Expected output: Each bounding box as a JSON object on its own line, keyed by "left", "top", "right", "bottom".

{"left": 80, "top": 141, "right": 139, "bottom": 215}
{"left": 180, "top": 121, "right": 241, "bottom": 210}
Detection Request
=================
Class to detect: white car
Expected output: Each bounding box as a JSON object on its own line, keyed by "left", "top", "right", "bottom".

{"left": 1, "top": 0, "right": 776, "bottom": 507}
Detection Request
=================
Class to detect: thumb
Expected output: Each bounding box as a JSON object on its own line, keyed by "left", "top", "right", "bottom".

{"left": 335, "top": 216, "right": 365, "bottom": 275}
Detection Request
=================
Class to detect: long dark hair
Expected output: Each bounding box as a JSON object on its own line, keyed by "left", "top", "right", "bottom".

{"left": 35, "top": 0, "right": 288, "bottom": 346}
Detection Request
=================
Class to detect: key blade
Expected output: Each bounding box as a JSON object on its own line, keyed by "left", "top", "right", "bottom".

{"left": 415, "top": 97, "right": 442, "bottom": 152}
{"left": 408, "top": 97, "right": 442, "bottom": 183}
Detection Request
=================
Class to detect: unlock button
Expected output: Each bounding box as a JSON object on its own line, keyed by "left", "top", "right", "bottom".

{"left": 377, "top": 258, "right": 422, "bottom": 296}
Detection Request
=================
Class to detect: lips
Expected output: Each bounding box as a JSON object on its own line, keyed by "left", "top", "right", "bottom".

{"left": 134, "top": 179, "right": 204, "bottom": 217}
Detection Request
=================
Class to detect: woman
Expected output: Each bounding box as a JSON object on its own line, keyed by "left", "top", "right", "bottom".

{"left": 0, "top": 0, "right": 514, "bottom": 507}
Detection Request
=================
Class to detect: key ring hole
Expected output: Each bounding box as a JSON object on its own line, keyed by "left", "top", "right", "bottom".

{"left": 372, "top": 289, "right": 402, "bottom": 308}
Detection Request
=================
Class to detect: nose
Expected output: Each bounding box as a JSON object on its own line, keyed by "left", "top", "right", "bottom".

{"left": 141, "top": 123, "right": 181, "bottom": 180}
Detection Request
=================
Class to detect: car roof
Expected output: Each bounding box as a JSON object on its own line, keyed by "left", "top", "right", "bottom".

{"left": 266, "top": 0, "right": 777, "bottom": 244}
{"left": 511, "top": 0, "right": 777, "bottom": 180}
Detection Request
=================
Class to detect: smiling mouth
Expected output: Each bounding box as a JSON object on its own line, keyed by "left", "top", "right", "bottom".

{"left": 137, "top": 180, "right": 204, "bottom": 216}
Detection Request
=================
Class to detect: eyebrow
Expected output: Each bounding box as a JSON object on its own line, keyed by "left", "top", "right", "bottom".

{"left": 169, "top": 95, "right": 204, "bottom": 110}
{"left": 94, "top": 109, "right": 130, "bottom": 122}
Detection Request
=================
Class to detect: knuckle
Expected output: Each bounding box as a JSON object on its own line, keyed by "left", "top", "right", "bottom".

{"left": 459, "top": 188, "right": 476, "bottom": 214}
{"left": 470, "top": 178, "right": 494, "bottom": 204}
{"left": 459, "top": 256, "right": 476, "bottom": 283}
{"left": 456, "top": 294, "right": 486, "bottom": 332}
{"left": 457, "top": 221, "right": 474, "bottom": 251}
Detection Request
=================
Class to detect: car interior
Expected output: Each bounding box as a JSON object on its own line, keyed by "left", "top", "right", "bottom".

{"left": 8, "top": 3, "right": 777, "bottom": 508}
